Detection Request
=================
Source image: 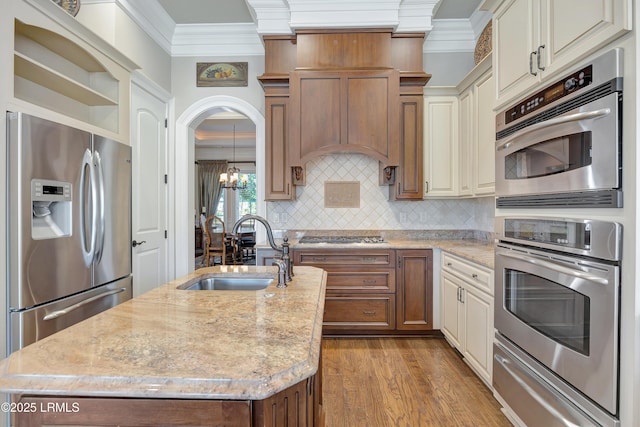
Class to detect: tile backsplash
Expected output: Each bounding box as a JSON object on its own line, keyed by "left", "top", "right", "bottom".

{"left": 267, "top": 154, "right": 495, "bottom": 232}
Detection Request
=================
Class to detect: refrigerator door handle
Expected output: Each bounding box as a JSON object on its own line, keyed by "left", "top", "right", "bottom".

{"left": 42, "top": 287, "right": 128, "bottom": 321}
{"left": 94, "top": 151, "right": 106, "bottom": 264}
{"left": 79, "top": 148, "right": 98, "bottom": 267}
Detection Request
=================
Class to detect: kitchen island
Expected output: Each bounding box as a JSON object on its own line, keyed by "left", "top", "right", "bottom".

{"left": 0, "top": 265, "right": 327, "bottom": 426}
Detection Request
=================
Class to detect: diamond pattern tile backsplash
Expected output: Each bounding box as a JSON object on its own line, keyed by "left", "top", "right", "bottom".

{"left": 267, "top": 154, "right": 495, "bottom": 231}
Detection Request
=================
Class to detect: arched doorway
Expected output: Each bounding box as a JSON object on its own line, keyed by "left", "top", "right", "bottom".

{"left": 173, "top": 96, "right": 266, "bottom": 276}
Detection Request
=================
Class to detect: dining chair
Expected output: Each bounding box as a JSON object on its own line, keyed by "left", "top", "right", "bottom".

{"left": 203, "top": 215, "right": 226, "bottom": 266}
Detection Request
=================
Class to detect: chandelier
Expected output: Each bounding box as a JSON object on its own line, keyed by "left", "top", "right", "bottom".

{"left": 220, "top": 125, "right": 248, "bottom": 190}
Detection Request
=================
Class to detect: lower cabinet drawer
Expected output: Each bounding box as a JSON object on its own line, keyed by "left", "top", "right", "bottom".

{"left": 323, "top": 295, "right": 396, "bottom": 330}
{"left": 326, "top": 270, "right": 395, "bottom": 293}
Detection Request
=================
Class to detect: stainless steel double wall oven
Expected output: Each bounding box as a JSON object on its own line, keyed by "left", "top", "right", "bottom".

{"left": 493, "top": 49, "right": 624, "bottom": 427}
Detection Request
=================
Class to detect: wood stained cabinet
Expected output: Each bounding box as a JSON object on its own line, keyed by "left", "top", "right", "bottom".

{"left": 289, "top": 69, "right": 400, "bottom": 167}
{"left": 294, "top": 248, "right": 434, "bottom": 335}
{"left": 12, "top": 374, "right": 320, "bottom": 427}
{"left": 396, "top": 249, "right": 433, "bottom": 330}
{"left": 389, "top": 95, "right": 424, "bottom": 200}
{"left": 295, "top": 249, "right": 397, "bottom": 332}
{"left": 264, "top": 95, "right": 294, "bottom": 200}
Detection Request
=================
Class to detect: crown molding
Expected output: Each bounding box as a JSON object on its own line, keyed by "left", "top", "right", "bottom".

{"left": 397, "top": 0, "right": 438, "bottom": 32}
{"left": 246, "top": 0, "right": 292, "bottom": 35}
{"left": 171, "top": 23, "right": 264, "bottom": 57}
{"left": 469, "top": 9, "right": 492, "bottom": 38}
{"left": 287, "top": 0, "right": 401, "bottom": 30}
{"left": 91, "top": 0, "right": 176, "bottom": 54}
{"left": 423, "top": 18, "right": 476, "bottom": 53}
{"left": 89, "top": 0, "right": 487, "bottom": 58}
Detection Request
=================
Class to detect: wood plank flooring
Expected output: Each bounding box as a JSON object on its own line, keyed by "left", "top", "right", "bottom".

{"left": 321, "top": 337, "right": 511, "bottom": 427}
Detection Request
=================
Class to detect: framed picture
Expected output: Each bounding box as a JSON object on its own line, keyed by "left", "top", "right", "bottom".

{"left": 196, "top": 62, "right": 248, "bottom": 87}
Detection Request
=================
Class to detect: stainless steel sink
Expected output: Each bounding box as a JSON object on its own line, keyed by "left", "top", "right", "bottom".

{"left": 178, "top": 276, "right": 273, "bottom": 291}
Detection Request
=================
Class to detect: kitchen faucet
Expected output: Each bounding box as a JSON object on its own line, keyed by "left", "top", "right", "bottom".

{"left": 231, "top": 214, "right": 293, "bottom": 284}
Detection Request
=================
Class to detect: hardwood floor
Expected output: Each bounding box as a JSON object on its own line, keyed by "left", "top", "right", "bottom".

{"left": 321, "top": 337, "right": 511, "bottom": 427}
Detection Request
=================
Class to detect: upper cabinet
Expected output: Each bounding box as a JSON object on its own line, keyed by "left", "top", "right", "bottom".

{"left": 259, "top": 30, "right": 429, "bottom": 201}
{"left": 423, "top": 92, "right": 459, "bottom": 197}
{"left": 289, "top": 69, "right": 400, "bottom": 166}
{"left": 493, "top": 0, "right": 631, "bottom": 107}
{"left": 424, "top": 55, "right": 494, "bottom": 199}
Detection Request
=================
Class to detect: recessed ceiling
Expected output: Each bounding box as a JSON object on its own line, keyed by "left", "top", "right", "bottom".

{"left": 156, "top": 0, "right": 253, "bottom": 24}
{"left": 156, "top": 0, "right": 481, "bottom": 25}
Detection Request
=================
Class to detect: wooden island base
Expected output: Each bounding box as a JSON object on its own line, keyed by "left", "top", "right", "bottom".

{"left": 12, "top": 373, "right": 321, "bottom": 427}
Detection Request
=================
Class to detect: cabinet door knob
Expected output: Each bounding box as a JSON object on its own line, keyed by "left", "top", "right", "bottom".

{"left": 472, "top": 273, "right": 478, "bottom": 279}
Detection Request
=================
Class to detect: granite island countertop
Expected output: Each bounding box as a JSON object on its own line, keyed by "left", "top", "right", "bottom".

{"left": 0, "top": 266, "right": 327, "bottom": 401}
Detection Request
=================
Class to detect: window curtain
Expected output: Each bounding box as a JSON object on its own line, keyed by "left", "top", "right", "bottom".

{"left": 197, "top": 160, "right": 227, "bottom": 222}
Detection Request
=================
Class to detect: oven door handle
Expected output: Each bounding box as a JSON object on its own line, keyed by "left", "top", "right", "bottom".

{"left": 498, "top": 251, "right": 609, "bottom": 285}
{"left": 496, "top": 108, "right": 611, "bottom": 151}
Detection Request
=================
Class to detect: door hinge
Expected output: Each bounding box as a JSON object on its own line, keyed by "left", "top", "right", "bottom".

{"left": 165, "top": 230, "right": 167, "bottom": 239}
{"left": 164, "top": 174, "right": 168, "bottom": 184}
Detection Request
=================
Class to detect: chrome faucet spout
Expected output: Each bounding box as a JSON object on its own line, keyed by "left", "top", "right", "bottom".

{"left": 231, "top": 215, "right": 294, "bottom": 283}
{"left": 231, "top": 214, "right": 281, "bottom": 253}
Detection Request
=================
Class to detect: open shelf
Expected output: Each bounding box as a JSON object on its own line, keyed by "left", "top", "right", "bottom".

{"left": 14, "top": 52, "right": 117, "bottom": 106}
{"left": 13, "top": 19, "right": 120, "bottom": 133}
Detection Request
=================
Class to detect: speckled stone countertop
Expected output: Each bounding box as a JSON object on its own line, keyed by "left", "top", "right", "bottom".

{"left": 0, "top": 266, "right": 327, "bottom": 400}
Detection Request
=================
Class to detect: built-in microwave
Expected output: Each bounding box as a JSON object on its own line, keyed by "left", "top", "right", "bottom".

{"left": 495, "top": 49, "right": 623, "bottom": 208}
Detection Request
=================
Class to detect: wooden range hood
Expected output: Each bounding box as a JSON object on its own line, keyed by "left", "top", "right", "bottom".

{"left": 259, "top": 28, "right": 431, "bottom": 201}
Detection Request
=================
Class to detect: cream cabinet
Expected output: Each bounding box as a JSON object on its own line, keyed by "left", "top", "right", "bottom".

{"left": 471, "top": 69, "right": 495, "bottom": 195}
{"left": 423, "top": 55, "right": 494, "bottom": 198}
{"left": 492, "top": 0, "right": 631, "bottom": 107}
{"left": 423, "top": 92, "right": 459, "bottom": 197}
{"left": 440, "top": 252, "right": 494, "bottom": 386}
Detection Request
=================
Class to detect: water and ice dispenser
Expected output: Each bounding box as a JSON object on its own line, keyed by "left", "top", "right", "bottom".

{"left": 31, "top": 179, "right": 72, "bottom": 239}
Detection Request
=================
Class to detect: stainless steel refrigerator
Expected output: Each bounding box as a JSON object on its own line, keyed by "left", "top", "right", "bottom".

{"left": 7, "top": 112, "right": 132, "bottom": 353}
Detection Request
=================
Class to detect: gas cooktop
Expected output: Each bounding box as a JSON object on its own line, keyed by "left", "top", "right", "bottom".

{"left": 298, "top": 236, "right": 386, "bottom": 244}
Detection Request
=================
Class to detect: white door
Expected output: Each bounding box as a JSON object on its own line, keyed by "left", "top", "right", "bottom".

{"left": 131, "top": 83, "right": 168, "bottom": 296}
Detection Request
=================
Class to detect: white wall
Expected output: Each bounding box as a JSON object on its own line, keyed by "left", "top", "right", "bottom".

{"left": 424, "top": 51, "right": 477, "bottom": 86}
{"left": 76, "top": 2, "right": 172, "bottom": 92}
{"left": 171, "top": 56, "right": 265, "bottom": 119}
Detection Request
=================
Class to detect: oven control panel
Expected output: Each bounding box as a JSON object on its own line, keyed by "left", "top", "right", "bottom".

{"left": 496, "top": 217, "right": 622, "bottom": 262}
{"left": 504, "top": 65, "right": 593, "bottom": 126}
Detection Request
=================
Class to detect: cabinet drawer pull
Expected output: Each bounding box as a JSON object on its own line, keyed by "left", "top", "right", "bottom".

{"left": 471, "top": 273, "right": 478, "bottom": 279}
{"left": 312, "top": 257, "right": 327, "bottom": 261}
{"left": 362, "top": 310, "right": 377, "bottom": 316}
{"left": 446, "top": 262, "right": 453, "bottom": 267}
{"left": 362, "top": 257, "right": 376, "bottom": 262}
{"left": 363, "top": 279, "right": 377, "bottom": 284}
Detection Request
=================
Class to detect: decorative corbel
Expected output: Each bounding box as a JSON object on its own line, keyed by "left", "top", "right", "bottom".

{"left": 379, "top": 163, "right": 396, "bottom": 185}
{"left": 292, "top": 166, "right": 305, "bottom": 185}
